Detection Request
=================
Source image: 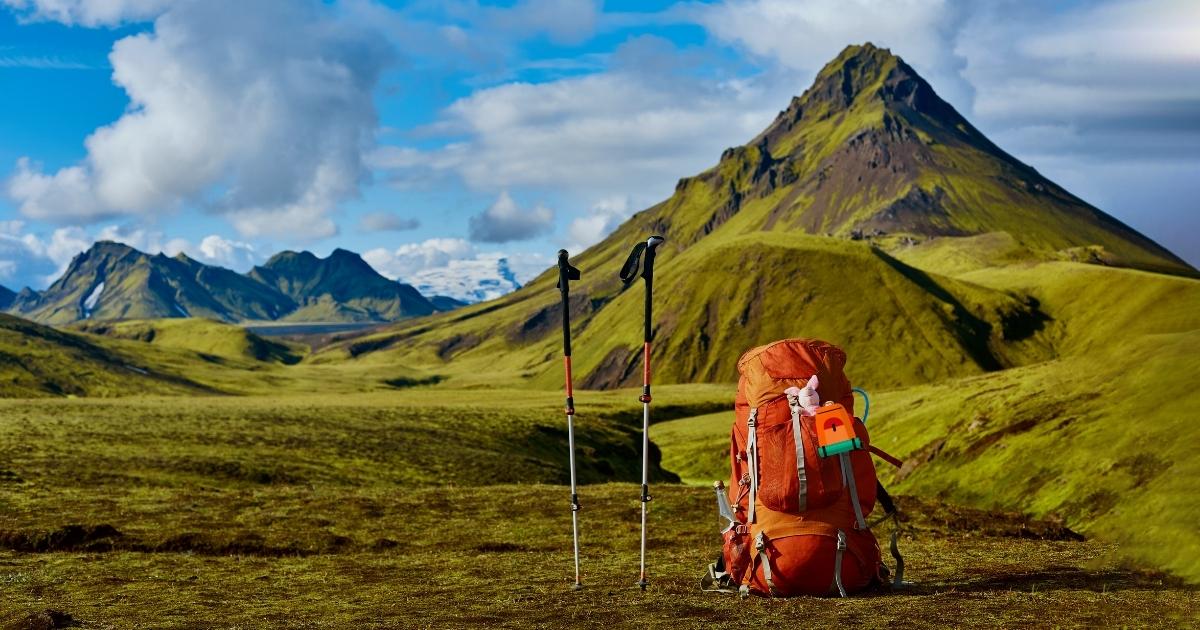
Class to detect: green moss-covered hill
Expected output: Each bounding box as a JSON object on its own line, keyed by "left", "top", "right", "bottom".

{"left": 0, "top": 313, "right": 213, "bottom": 397}
{"left": 316, "top": 43, "right": 1193, "bottom": 391}
{"left": 71, "top": 318, "right": 306, "bottom": 365}
{"left": 0, "top": 314, "right": 459, "bottom": 398}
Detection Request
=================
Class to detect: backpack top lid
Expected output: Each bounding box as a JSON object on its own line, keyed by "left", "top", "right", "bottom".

{"left": 736, "top": 338, "right": 855, "bottom": 412}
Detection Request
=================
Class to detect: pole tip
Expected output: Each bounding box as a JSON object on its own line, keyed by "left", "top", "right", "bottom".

{"left": 570, "top": 582, "right": 584, "bottom": 591}
{"left": 636, "top": 579, "right": 649, "bottom": 591}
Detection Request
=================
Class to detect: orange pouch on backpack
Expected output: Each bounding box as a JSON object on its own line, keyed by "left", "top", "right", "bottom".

{"left": 746, "top": 516, "right": 881, "bottom": 596}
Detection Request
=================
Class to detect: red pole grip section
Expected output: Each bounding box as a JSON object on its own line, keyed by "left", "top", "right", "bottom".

{"left": 642, "top": 342, "right": 651, "bottom": 387}
{"left": 564, "top": 356, "right": 574, "bottom": 398}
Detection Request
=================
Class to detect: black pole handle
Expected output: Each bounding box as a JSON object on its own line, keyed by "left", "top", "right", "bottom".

{"left": 619, "top": 235, "right": 666, "bottom": 343}
{"left": 557, "top": 249, "right": 580, "bottom": 357}
{"left": 641, "top": 236, "right": 664, "bottom": 343}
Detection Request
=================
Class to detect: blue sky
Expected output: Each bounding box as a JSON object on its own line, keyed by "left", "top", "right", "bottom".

{"left": 0, "top": 0, "right": 1197, "bottom": 292}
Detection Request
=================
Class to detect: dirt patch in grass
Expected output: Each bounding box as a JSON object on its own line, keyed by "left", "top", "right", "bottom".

{"left": 580, "top": 345, "right": 638, "bottom": 390}
{"left": 963, "top": 418, "right": 1038, "bottom": 457}
{"left": 902, "top": 496, "right": 1084, "bottom": 541}
{"left": 0, "top": 526, "right": 350, "bottom": 557}
{"left": 1113, "top": 453, "right": 1173, "bottom": 488}
{"left": 436, "top": 334, "right": 482, "bottom": 360}
{"left": 382, "top": 375, "right": 445, "bottom": 388}
{"left": 894, "top": 437, "right": 946, "bottom": 483}
{"left": 6, "top": 609, "right": 80, "bottom": 630}
{"left": 149, "top": 531, "right": 328, "bottom": 556}
{"left": 0, "top": 524, "right": 122, "bottom": 553}
{"left": 472, "top": 542, "right": 530, "bottom": 553}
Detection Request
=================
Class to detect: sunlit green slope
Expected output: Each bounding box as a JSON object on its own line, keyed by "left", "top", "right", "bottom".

{"left": 71, "top": 318, "right": 306, "bottom": 365}
{"left": 0, "top": 314, "right": 211, "bottom": 397}
{"left": 316, "top": 233, "right": 1051, "bottom": 391}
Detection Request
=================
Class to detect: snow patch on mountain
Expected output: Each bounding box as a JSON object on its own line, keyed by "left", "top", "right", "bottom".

{"left": 81, "top": 281, "right": 104, "bottom": 317}
{"left": 407, "top": 255, "right": 521, "bottom": 303}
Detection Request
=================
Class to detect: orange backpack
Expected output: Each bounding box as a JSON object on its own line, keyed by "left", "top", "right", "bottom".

{"left": 703, "top": 338, "right": 904, "bottom": 597}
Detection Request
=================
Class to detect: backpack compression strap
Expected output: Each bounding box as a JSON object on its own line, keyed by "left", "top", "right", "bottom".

{"left": 831, "top": 529, "right": 848, "bottom": 597}
{"left": 786, "top": 397, "right": 808, "bottom": 512}
{"left": 746, "top": 408, "right": 759, "bottom": 524}
{"left": 753, "top": 532, "right": 780, "bottom": 597}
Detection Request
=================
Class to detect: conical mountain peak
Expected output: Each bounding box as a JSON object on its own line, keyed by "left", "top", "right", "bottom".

{"left": 803, "top": 42, "right": 952, "bottom": 117}
{"left": 812, "top": 43, "right": 900, "bottom": 106}
{"left": 752, "top": 43, "right": 967, "bottom": 155}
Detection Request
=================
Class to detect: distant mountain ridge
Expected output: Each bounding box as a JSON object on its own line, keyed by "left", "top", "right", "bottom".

{"left": 4, "top": 241, "right": 444, "bottom": 325}
{"left": 248, "top": 248, "right": 435, "bottom": 322}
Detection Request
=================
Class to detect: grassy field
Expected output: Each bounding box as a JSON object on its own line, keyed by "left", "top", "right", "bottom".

{"left": 0, "top": 387, "right": 728, "bottom": 491}
{"left": 0, "top": 253, "right": 1196, "bottom": 625}
{"left": 0, "top": 388, "right": 1194, "bottom": 627}
{"left": 2, "top": 485, "right": 1195, "bottom": 628}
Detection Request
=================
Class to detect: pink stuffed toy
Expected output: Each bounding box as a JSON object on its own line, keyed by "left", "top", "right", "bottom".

{"left": 784, "top": 375, "right": 820, "bottom": 416}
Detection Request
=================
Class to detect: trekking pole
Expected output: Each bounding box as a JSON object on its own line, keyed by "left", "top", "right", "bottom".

{"left": 557, "top": 249, "right": 584, "bottom": 591}
{"left": 620, "top": 235, "right": 666, "bottom": 591}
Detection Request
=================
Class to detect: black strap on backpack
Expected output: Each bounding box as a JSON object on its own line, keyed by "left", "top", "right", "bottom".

{"left": 876, "top": 480, "right": 897, "bottom": 515}
{"left": 873, "top": 480, "right": 906, "bottom": 589}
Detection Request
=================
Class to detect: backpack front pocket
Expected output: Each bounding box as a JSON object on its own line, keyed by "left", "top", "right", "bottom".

{"left": 755, "top": 419, "right": 801, "bottom": 513}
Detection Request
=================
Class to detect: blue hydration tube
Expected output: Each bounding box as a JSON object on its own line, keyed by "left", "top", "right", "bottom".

{"left": 852, "top": 388, "right": 870, "bottom": 424}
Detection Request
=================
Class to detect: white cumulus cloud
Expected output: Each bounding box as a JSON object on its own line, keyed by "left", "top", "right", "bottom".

{"left": 194, "top": 234, "right": 258, "bottom": 271}
{"left": 4, "top": 0, "right": 390, "bottom": 241}
{"left": 2, "top": 0, "right": 171, "bottom": 26}
{"left": 566, "top": 195, "right": 632, "bottom": 251}
{"left": 468, "top": 191, "right": 554, "bottom": 243}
